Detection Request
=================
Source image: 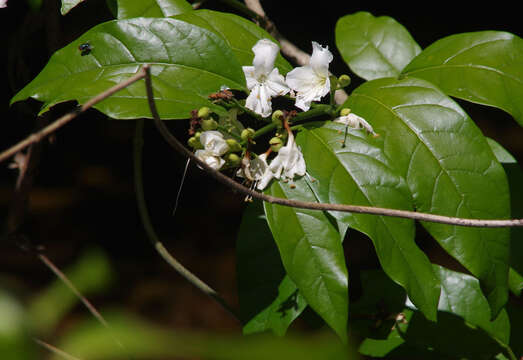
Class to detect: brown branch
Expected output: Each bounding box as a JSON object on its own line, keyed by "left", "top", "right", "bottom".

{"left": 141, "top": 65, "right": 523, "bottom": 228}
{"left": 33, "top": 338, "right": 84, "bottom": 360}
{"left": 0, "top": 71, "right": 147, "bottom": 164}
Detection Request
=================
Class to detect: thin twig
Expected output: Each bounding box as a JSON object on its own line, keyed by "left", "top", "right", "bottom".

{"left": 141, "top": 65, "right": 523, "bottom": 228}
{"left": 33, "top": 337, "right": 84, "bottom": 360}
{"left": 0, "top": 71, "right": 147, "bottom": 164}
{"left": 133, "top": 118, "right": 241, "bottom": 322}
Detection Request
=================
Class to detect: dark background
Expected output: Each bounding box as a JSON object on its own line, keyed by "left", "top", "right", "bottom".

{"left": 0, "top": 0, "right": 521, "bottom": 342}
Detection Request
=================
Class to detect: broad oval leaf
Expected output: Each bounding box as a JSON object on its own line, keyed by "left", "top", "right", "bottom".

{"left": 402, "top": 31, "right": 523, "bottom": 126}
{"left": 11, "top": 18, "right": 246, "bottom": 120}
{"left": 117, "top": 0, "right": 192, "bottom": 19}
{"left": 236, "top": 200, "right": 307, "bottom": 336}
{"left": 335, "top": 11, "right": 421, "bottom": 81}
{"left": 296, "top": 122, "right": 440, "bottom": 321}
{"left": 174, "top": 10, "right": 292, "bottom": 73}
{"left": 263, "top": 177, "right": 349, "bottom": 340}
{"left": 434, "top": 265, "right": 510, "bottom": 345}
{"left": 345, "top": 77, "right": 510, "bottom": 317}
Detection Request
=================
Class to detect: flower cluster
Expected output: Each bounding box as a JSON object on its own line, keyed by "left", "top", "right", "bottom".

{"left": 243, "top": 40, "right": 333, "bottom": 115}
{"left": 188, "top": 39, "right": 376, "bottom": 193}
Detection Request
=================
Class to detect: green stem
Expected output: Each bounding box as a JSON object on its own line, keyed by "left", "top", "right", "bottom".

{"left": 133, "top": 119, "right": 241, "bottom": 322}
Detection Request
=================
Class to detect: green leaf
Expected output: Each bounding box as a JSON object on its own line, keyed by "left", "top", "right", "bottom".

{"left": 236, "top": 200, "right": 307, "bottom": 336}
{"left": 335, "top": 11, "right": 421, "bottom": 81}
{"left": 174, "top": 10, "right": 292, "bottom": 73}
{"left": 116, "top": 0, "right": 192, "bottom": 19}
{"left": 346, "top": 77, "right": 511, "bottom": 318}
{"left": 402, "top": 31, "right": 523, "bottom": 126}
{"left": 434, "top": 265, "right": 510, "bottom": 345}
{"left": 487, "top": 138, "right": 523, "bottom": 297}
{"left": 61, "top": 0, "right": 85, "bottom": 15}
{"left": 296, "top": 122, "right": 440, "bottom": 321}
{"left": 263, "top": 177, "right": 349, "bottom": 340}
{"left": 487, "top": 138, "right": 517, "bottom": 164}
{"left": 11, "top": 18, "right": 246, "bottom": 120}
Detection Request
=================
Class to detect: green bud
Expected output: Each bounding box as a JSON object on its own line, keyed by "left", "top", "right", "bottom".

{"left": 241, "top": 128, "right": 255, "bottom": 141}
{"left": 197, "top": 106, "right": 212, "bottom": 119}
{"left": 340, "top": 108, "right": 351, "bottom": 117}
{"left": 269, "top": 137, "right": 284, "bottom": 152}
{"left": 225, "top": 153, "right": 241, "bottom": 166}
{"left": 187, "top": 136, "right": 203, "bottom": 149}
{"left": 194, "top": 131, "right": 201, "bottom": 140}
{"left": 271, "top": 110, "right": 284, "bottom": 126}
{"left": 226, "top": 138, "right": 242, "bottom": 152}
{"left": 338, "top": 74, "right": 351, "bottom": 88}
{"left": 201, "top": 118, "right": 218, "bottom": 131}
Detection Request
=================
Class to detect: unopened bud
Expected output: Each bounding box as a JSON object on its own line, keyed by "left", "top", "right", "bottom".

{"left": 226, "top": 138, "right": 242, "bottom": 152}
{"left": 225, "top": 153, "right": 241, "bottom": 166}
{"left": 198, "top": 106, "right": 212, "bottom": 119}
{"left": 269, "top": 137, "right": 283, "bottom": 152}
{"left": 201, "top": 118, "right": 218, "bottom": 131}
{"left": 338, "top": 74, "right": 351, "bottom": 88}
{"left": 272, "top": 110, "right": 284, "bottom": 126}
{"left": 187, "top": 136, "right": 203, "bottom": 149}
{"left": 241, "top": 128, "right": 255, "bottom": 141}
{"left": 340, "top": 108, "right": 351, "bottom": 117}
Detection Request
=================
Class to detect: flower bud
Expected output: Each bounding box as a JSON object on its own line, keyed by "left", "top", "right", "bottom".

{"left": 187, "top": 136, "right": 203, "bottom": 149}
{"left": 340, "top": 108, "right": 351, "bottom": 117}
{"left": 226, "top": 138, "right": 242, "bottom": 152}
{"left": 269, "top": 137, "right": 283, "bottom": 152}
{"left": 198, "top": 106, "right": 212, "bottom": 119}
{"left": 241, "top": 128, "right": 255, "bottom": 141}
{"left": 201, "top": 118, "right": 218, "bottom": 131}
{"left": 272, "top": 110, "right": 284, "bottom": 126}
{"left": 338, "top": 74, "right": 351, "bottom": 88}
{"left": 225, "top": 153, "right": 241, "bottom": 166}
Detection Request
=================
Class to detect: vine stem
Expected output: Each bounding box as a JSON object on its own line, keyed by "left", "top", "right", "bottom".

{"left": 141, "top": 65, "right": 523, "bottom": 228}
{"left": 0, "top": 71, "right": 147, "bottom": 164}
{"left": 133, "top": 118, "right": 241, "bottom": 322}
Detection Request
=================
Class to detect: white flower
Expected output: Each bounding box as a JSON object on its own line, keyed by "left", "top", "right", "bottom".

{"left": 237, "top": 153, "right": 274, "bottom": 190}
{"left": 269, "top": 131, "right": 306, "bottom": 181}
{"left": 243, "top": 39, "right": 290, "bottom": 117}
{"left": 0, "top": 0, "right": 7, "bottom": 8}
{"left": 334, "top": 113, "right": 377, "bottom": 136}
{"left": 195, "top": 149, "right": 225, "bottom": 170}
{"left": 199, "top": 130, "right": 229, "bottom": 156}
{"left": 286, "top": 42, "right": 333, "bottom": 111}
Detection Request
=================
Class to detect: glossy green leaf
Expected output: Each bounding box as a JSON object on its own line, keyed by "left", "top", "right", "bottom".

{"left": 434, "top": 265, "right": 510, "bottom": 345}
{"left": 335, "top": 12, "right": 421, "bottom": 80}
{"left": 11, "top": 18, "right": 246, "bottom": 120}
{"left": 174, "top": 10, "right": 292, "bottom": 73}
{"left": 236, "top": 200, "right": 307, "bottom": 336}
{"left": 346, "top": 77, "right": 510, "bottom": 317}
{"left": 402, "top": 31, "right": 523, "bottom": 125}
{"left": 264, "top": 177, "right": 349, "bottom": 340}
{"left": 61, "top": 0, "right": 84, "bottom": 15}
{"left": 116, "top": 0, "right": 192, "bottom": 19}
{"left": 487, "top": 139, "right": 523, "bottom": 297}
{"left": 296, "top": 122, "right": 440, "bottom": 321}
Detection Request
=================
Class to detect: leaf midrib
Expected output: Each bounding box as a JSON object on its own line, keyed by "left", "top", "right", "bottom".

{"left": 305, "top": 128, "right": 431, "bottom": 306}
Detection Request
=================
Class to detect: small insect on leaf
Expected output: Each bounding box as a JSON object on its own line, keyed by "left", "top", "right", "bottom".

{"left": 78, "top": 42, "right": 92, "bottom": 56}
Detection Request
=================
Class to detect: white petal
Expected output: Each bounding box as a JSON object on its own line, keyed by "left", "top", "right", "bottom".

{"left": 252, "top": 39, "right": 279, "bottom": 79}
{"left": 200, "top": 131, "right": 229, "bottom": 156}
{"left": 195, "top": 150, "right": 225, "bottom": 170}
{"left": 245, "top": 84, "right": 273, "bottom": 117}
{"left": 310, "top": 41, "right": 333, "bottom": 76}
{"left": 265, "top": 68, "right": 290, "bottom": 97}
{"left": 286, "top": 66, "right": 317, "bottom": 92}
{"left": 242, "top": 66, "right": 257, "bottom": 90}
